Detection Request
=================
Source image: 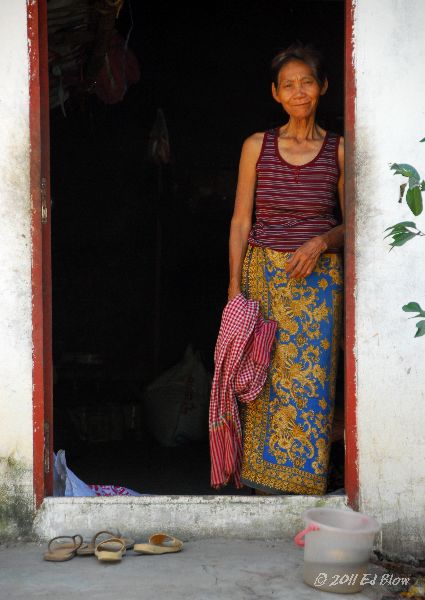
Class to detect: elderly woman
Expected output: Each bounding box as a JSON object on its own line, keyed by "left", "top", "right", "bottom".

{"left": 228, "top": 42, "right": 344, "bottom": 495}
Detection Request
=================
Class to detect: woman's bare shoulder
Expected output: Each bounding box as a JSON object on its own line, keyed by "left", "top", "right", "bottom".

{"left": 241, "top": 132, "right": 266, "bottom": 160}
{"left": 244, "top": 131, "right": 266, "bottom": 146}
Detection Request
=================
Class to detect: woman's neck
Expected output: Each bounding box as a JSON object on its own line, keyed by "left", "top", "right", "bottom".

{"left": 280, "top": 117, "right": 322, "bottom": 142}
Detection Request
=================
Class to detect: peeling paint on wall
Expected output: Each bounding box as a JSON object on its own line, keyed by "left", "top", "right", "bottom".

{"left": 0, "top": 0, "right": 34, "bottom": 539}
{"left": 354, "top": 0, "right": 425, "bottom": 559}
{"left": 0, "top": 456, "right": 34, "bottom": 539}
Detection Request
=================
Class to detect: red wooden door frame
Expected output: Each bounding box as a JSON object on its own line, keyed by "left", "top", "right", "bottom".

{"left": 29, "top": 0, "right": 359, "bottom": 508}
{"left": 344, "top": 0, "right": 359, "bottom": 510}
{"left": 28, "top": 0, "right": 53, "bottom": 507}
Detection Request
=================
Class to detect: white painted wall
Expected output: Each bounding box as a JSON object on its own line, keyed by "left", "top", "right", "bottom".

{"left": 354, "top": 0, "right": 425, "bottom": 557}
{"left": 0, "top": 0, "right": 33, "bottom": 525}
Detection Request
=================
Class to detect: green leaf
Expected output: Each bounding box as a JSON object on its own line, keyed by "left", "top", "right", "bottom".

{"left": 385, "top": 221, "right": 417, "bottom": 231}
{"left": 406, "top": 186, "right": 423, "bottom": 216}
{"left": 391, "top": 163, "right": 420, "bottom": 182}
{"left": 420, "top": 137, "right": 425, "bottom": 142}
{"left": 390, "top": 231, "right": 417, "bottom": 247}
{"left": 421, "top": 181, "right": 425, "bottom": 191}
{"left": 384, "top": 224, "right": 416, "bottom": 240}
{"left": 414, "top": 320, "right": 425, "bottom": 337}
{"left": 402, "top": 302, "right": 425, "bottom": 315}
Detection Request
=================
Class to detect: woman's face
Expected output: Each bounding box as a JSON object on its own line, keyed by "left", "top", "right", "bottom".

{"left": 271, "top": 59, "right": 327, "bottom": 119}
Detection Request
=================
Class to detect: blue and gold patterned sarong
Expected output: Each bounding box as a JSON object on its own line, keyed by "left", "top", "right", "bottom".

{"left": 240, "top": 245, "right": 343, "bottom": 495}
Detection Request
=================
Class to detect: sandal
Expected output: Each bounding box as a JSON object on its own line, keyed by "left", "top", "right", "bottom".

{"left": 43, "top": 535, "right": 83, "bottom": 562}
{"left": 133, "top": 533, "right": 183, "bottom": 555}
{"left": 94, "top": 537, "right": 126, "bottom": 562}
{"left": 77, "top": 530, "right": 134, "bottom": 556}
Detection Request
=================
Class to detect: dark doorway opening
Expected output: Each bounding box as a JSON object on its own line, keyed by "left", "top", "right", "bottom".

{"left": 50, "top": 0, "right": 345, "bottom": 495}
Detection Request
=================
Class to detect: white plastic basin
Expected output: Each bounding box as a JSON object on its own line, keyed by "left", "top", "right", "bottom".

{"left": 294, "top": 507, "right": 381, "bottom": 594}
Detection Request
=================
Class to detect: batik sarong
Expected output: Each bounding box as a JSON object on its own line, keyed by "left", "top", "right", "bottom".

{"left": 240, "top": 244, "right": 343, "bottom": 495}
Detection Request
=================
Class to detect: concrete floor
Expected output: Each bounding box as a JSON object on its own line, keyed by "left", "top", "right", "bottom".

{"left": 0, "top": 538, "right": 404, "bottom": 600}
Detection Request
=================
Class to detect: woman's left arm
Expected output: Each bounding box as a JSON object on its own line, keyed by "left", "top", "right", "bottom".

{"left": 286, "top": 138, "right": 345, "bottom": 279}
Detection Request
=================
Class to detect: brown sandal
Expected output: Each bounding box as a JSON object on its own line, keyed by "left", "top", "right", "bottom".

{"left": 94, "top": 537, "right": 126, "bottom": 562}
{"left": 43, "top": 535, "right": 83, "bottom": 562}
{"left": 133, "top": 533, "right": 183, "bottom": 555}
{"left": 77, "top": 530, "right": 134, "bottom": 556}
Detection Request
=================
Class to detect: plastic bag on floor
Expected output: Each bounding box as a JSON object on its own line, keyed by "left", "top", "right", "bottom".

{"left": 143, "top": 345, "right": 212, "bottom": 446}
{"left": 53, "top": 450, "right": 95, "bottom": 497}
{"left": 53, "top": 450, "right": 141, "bottom": 497}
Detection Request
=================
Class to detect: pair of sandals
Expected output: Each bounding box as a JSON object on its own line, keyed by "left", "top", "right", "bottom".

{"left": 43, "top": 530, "right": 183, "bottom": 563}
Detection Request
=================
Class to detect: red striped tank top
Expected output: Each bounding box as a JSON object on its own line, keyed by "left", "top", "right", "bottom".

{"left": 247, "top": 127, "right": 341, "bottom": 252}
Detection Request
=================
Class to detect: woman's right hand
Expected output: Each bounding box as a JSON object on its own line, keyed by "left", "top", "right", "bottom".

{"left": 227, "top": 282, "right": 241, "bottom": 302}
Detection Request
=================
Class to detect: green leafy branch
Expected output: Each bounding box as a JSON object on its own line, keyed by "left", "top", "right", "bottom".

{"left": 384, "top": 221, "right": 424, "bottom": 248}
{"left": 390, "top": 162, "right": 425, "bottom": 214}
{"left": 402, "top": 302, "right": 425, "bottom": 338}
{"left": 385, "top": 137, "right": 425, "bottom": 337}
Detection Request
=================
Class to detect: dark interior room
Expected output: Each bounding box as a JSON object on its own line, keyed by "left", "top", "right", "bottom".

{"left": 49, "top": 0, "right": 345, "bottom": 495}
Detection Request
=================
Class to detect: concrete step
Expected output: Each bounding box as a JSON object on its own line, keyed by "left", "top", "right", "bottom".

{"left": 34, "top": 494, "right": 348, "bottom": 541}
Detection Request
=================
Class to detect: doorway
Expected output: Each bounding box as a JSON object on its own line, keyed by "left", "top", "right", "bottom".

{"left": 44, "top": 0, "right": 347, "bottom": 496}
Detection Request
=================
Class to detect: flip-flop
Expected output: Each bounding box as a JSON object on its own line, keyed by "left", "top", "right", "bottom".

{"left": 133, "top": 533, "right": 183, "bottom": 555}
{"left": 43, "top": 535, "right": 83, "bottom": 562}
{"left": 77, "top": 530, "right": 135, "bottom": 556}
{"left": 94, "top": 537, "right": 126, "bottom": 563}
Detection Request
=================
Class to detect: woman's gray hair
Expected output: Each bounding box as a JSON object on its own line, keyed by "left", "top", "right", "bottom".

{"left": 271, "top": 42, "right": 327, "bottom": 88}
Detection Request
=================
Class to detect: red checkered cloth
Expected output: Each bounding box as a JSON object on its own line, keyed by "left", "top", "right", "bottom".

{"left": 209, "top": 293, "right": 277, "bottom": 488}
